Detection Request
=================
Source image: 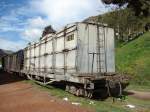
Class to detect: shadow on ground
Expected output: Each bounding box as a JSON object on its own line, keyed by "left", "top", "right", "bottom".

{"left": 0, "top": 70, "right": 24, "bottom": 85}
{"left": 123, "top": 91, "right": 134, "bottom": 96}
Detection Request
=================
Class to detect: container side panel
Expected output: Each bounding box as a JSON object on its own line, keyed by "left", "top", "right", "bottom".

{"left": 31, "top": 47, "right": 34, "bottom": 57}
{"left": 30, "top": 58, "right": 35, "bottom": 70}
{"left": 26, "top": 48, "right": 30, "bottom": 58}
{"left": 41, "top": 43, "right": 45, "bottom": 55}
{"left": 56, "top": 37, "right": 64, "bottom": 52}
{"left": 97, "top": 27, "right": 107, "bottom": 73}
{"left": 65, "top": 31, "right": 77, "bottom": 74}
{"left": 35, "top": 46, "right": 39, "bottom": 56}
{"left": 40, "top": 56, "right": 45, "bottom": 68}
{"left": 105, "top": 28, "right": 115, "bottom": 73}
{"left": 46, "top": 41, "right": 52, "bottom": 53}
{"left": 45, "top": 37, "right": 53, "bottom": 73}
{"left": 77, "top": 23, "right": 88, "bottom": 73}
{"left": 66, "top": 50, "right": 76, "bottom": 69}
{"left": 88, "top": 25, "right": 98, "bottom": 73}
{"left": 35, "top": 58, "right": 39, "bottom": 68}
{"left": 45, "top": 55, "right": 52, "bottom": 68}
{"left": 55, "top": 53, "right": 64, "bottom": 69}
{"left": 26, "top": 59, "right": 30, "bottom": 70}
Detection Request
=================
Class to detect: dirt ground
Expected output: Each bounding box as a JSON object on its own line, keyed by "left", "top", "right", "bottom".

{"left": 0, "top": 71, "right": 93, "bottom": 112}
{"left": 127, "top": 90, "right": 150, "bottom": 100}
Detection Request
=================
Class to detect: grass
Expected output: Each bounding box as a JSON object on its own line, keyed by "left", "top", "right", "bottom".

{"left": 24, "top": 80, "right": 150, "bottom": 112}
{"left": 116, "top": 32, "right": 150, "bottom": 87}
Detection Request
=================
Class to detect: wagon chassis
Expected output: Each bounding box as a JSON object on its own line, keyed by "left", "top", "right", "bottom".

{"left": 22, "top": 71, "right": 126, "bottom": 98}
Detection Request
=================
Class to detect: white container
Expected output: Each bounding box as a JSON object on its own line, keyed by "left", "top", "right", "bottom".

{"left": 23, "top": 22, "right": 115, "bottom": 83}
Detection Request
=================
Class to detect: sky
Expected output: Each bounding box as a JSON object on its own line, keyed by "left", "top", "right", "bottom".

{"left": 0, "top": 0, "right": 109, "bottom": 51}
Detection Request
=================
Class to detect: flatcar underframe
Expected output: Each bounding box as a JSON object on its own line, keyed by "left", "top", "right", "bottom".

{"left": 15, "top": 71, "right": 128, "bottom": 99}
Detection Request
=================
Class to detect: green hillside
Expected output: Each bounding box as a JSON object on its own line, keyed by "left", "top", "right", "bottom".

{"left": 116, "top": 32, "right": 150, "bottom": 86}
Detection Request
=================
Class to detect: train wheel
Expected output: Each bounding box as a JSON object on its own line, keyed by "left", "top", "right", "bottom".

{"left": 108, "top": 81, "right": 123, "bottom": 97}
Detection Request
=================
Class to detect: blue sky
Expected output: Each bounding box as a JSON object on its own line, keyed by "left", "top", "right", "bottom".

{"left": 0, "top": 0, "right": 108, "bottom": 51}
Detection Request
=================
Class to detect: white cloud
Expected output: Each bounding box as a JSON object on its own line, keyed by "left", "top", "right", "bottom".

{"left": 22, "top": 28, "right": 42, "bottom": 41}
{"left": 21, "top": 0, "right": 107, "bottom": 41}
{"left": 27, "top": 16, "right": 48, "bottom": 28}
{"left": 0, "top": 0, "right": 108, "bottom": 51}
{"left": 30, "top": 0, "right": 106, "bottom": 28}
{"left": 0, "top": 38, "right": 27, "bottom": 51}
{"left": 21, "top": 16, "right": 49, "bottom": 41}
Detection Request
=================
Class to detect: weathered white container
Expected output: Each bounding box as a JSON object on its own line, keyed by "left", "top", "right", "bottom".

{"left": 2, "top": 50, "right": 24, "bottom": 73}
{"left": 23, "top": 22, "right": 115, "bottom": 83}
{"left": 23, "top": 34, "right": 55, "bottom": 76}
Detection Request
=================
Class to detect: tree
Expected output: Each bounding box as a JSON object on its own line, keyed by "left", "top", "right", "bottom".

{"left": 96, "top": 8, "right": 149, "bottom": 41}
{"left": 101, "top": 0, "right": 150, "bottom": 17}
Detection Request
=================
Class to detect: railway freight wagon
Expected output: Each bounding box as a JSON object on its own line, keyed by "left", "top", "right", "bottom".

{"left": 22, "top": 22, "right": 119, "bottom": 98}
{"left": 2, "top": 22, "right": 128, "bottom": 98}
{"left": 2, "top": 55, "right": 11, "bottom": 72}
{"left": 2, "top": 50, "right": 24, "bottom": 73}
